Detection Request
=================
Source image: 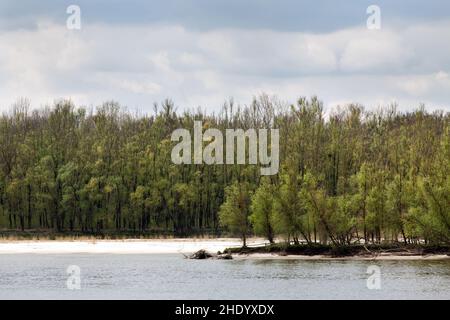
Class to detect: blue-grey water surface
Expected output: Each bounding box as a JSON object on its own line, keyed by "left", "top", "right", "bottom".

{"left": 0, "top": 254, "right": 449, "bottom": 299}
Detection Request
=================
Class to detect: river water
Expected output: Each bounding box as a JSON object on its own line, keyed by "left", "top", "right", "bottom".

{"left": 0, "top": 254, "right": 449, "bottom": 299}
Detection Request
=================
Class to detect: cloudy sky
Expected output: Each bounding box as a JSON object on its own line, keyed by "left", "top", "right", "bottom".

{"left": 1, "top": 0, "right": 450, "bottom": 113}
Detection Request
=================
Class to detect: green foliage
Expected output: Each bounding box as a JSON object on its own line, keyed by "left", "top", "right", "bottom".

{"left": 250, "top": 177, "right": 275, "bottom": 243}
{"left": 272, "top": 173, "right": 310, "bottom": 244}
{"left": 0, "top": 96, "right": 448, "bottom": 245}
{"left": 219, "top": 182, "right": 251, "bottom": 246}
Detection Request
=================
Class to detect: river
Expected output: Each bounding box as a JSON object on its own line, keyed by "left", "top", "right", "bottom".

{"left": 0, "top": 254, "right": 449, "bottom": 299}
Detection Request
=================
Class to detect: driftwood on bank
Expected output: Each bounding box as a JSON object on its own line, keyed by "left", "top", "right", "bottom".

{"left": 186, "top": 249, "right": 233, "bottom": 260}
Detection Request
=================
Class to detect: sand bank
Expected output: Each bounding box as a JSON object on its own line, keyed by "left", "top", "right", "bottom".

{"left": 0, "top": 238, "right": 265, "bottom": 254}
{"left": 0, "top": 239, "right": 448, "bottom": 260}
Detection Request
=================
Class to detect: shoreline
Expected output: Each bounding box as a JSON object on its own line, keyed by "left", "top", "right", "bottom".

{"left": 230, "top": 253, "right": 450, "bottom": 261}
{"left": 0, "top": 238, "right": 263, "bottom": 255}
{"left": 0, "top": 239, "right": 449, "bottom": 260}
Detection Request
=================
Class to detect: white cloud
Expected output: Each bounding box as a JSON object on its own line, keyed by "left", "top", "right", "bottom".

{"left": 339, "top": 30, "right": 413, "bottom": 72}
{"left": 0, "top": 20, "right": 449, "bottom": 112}
{"left": 395, "top": 71, "right": 450, "bottom": 97}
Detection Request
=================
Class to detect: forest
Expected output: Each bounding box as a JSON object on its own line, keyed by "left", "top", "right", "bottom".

{"left": 0, "top": 95, "right": 448, "bottom": 246}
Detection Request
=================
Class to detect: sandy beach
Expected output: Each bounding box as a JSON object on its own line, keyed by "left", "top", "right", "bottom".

{"left": 0, "top": 238, "right": 265, "bottom": 254}
{"left": 0, "top": 239, "right": 448, "bottom": 260}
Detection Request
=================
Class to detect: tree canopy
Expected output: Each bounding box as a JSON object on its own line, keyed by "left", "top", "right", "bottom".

{"left": 0, "top": 96, "right": 448, "bottom": 246}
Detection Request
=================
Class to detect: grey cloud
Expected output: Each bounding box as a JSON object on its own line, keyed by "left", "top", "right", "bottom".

{"left": 1, "top": 2, "right": 450, "bottom": 113}
{"left": 1, "top": 0, "right": 450, "bottom": 32}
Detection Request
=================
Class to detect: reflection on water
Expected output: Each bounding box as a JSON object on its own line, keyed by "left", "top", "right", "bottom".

{"left": 0, "top": 254, "right": 449, "bottom": 299}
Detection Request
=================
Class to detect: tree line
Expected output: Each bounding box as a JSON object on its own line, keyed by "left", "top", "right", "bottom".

{"left": 0, "top": 95, "right": 448, "bottom": 245}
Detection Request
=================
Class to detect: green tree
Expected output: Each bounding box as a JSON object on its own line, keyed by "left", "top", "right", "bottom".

{"left": 219, "top": 182, "right": 251, "bottom": 247}
{"left": 250, "top": 178, "right": 275, "bottom": 243}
